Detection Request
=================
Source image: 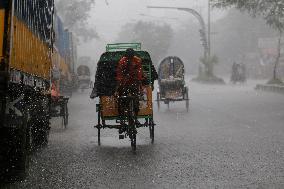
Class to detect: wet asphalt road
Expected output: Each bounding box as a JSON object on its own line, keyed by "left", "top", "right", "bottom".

{"left": 7, "top": 81, "right": 284, "bottom": 188}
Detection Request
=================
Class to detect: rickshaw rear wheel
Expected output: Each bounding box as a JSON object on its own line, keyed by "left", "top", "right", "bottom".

{"left": 185, "top": 87, "right": 189, "bottom": 112}
{"left": 63, "top": 102, "right": 68, "bottom": 128}
{"left": 98, "top": 127, "right": 101, "bottom": 146}
{"left": 127, "top": 98, "right": 137, "bottom": 152}
{"left": 156, "top": 92, "right": 160, "bottom": 111}
{"left": 149, "top": 118, "right": 155, "bottom": 144}
{"left": 97, "top": 106, "right": 102, "bottom": 146}
{"left": 130, "top": 132, "right": 136, "bottom": 152}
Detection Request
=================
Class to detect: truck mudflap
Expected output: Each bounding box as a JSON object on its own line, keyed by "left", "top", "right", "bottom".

{"left": 0, "top": 83, "right": 51, "bottom": 181}
{"left": 0, "top": 83, "right": 30, "bottom": 180}
{"left": 0, "top": 70, "right": 8, "bottom": 93}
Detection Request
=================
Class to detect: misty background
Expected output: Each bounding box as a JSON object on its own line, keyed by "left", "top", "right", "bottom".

{"left": 55, "top": 0, "right": 283, "bottom": 80}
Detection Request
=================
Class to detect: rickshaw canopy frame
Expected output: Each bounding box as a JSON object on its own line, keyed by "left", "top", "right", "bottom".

{"left": 106, "top": 43, "right": 142, "bottom": 52}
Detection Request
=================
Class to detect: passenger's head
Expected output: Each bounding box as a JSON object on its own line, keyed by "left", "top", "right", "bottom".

{"left": 125, "top": 48, "right": 135, "bottom": 59}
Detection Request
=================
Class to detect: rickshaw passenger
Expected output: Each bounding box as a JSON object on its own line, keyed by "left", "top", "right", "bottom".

{"left": 116, "top": 48, "right": 143, "bottom": 118}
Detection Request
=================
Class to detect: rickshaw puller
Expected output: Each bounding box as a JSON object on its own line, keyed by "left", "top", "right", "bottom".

{"left": 116, "top": 48, "right": 144, "bottom": 125}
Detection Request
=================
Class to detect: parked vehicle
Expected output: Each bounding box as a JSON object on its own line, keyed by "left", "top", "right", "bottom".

{"left": 0, "top": 0, "right": 53, "bottom": 179}
{"left": 0, "top": 1, "right": 76, "bottom": 179}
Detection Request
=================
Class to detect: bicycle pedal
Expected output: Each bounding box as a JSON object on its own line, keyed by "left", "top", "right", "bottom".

{"left": 119, "top": 135, "right": 124, "bottom": 139}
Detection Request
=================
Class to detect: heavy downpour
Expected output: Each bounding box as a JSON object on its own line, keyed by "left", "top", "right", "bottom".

{"left": 0, "top": 0, "right": 284, "bottom": 188}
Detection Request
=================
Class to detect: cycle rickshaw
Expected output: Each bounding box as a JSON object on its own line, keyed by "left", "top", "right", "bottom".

{"left": 50, "top": 96, "right": 69, "bottom": 128}
{"left": 93, "top": 43, "right": 157, "bottom": 151}
{"left": 50, "top": 70, "right": 70, "bottom": 128}
{"left": 156, "top": 56, "right": 189, "bottom": 112}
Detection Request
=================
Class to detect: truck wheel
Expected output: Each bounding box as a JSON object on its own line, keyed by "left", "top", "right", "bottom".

{"left": 30, "top": 96, "right": 50, "bottom": 148}
{"left": 6, "top": 112, "right": 30, "bottom": 181}
{"left": 33, "top": 119, "right": 50, "bottom": 148}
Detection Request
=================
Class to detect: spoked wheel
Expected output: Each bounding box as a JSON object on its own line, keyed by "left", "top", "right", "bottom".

{"left": 63, "top": 102, "right": 68, "bottom": 128}
{"left": 130, "top": 131, "right": 136, "bottom": 152}
{"left": 127, "top": 98, "right": 137, "bottom": 152}
{"left": 156, "top": 92, "right": 160, "bottom": 111}
{"left": 149, "top": 118, "right": 155, "bottom": 144}
{"left": 128, "top": 122, "right": 136, "bottom": 152}
{"left": 185, "top": 87, "right": 189, "bottom": 112}
{"left": 97, "top": 127, "right": 101, "bottom": 146}
{"left": 97, "top": 106, "right": 102, "bottom": 146}
{"left": 148, "top": 120, "right": 152, "bottom": 138}
{"left": 61, "top": 100, "right": 68, "bottom": 128}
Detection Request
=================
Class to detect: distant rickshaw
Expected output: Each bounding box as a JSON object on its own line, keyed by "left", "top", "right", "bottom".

{"left": 156, "top": 56, "right": 189, "bottom": 112}
{"left": 93, "top": 43, "right": 157, "bottom": 152}
{"left": 77, "top": 65, "right": 91, "bottom": 92}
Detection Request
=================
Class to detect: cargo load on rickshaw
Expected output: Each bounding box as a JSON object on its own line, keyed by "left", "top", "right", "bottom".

{"left": 157, "top": 56, "right": 189, "bottom": 111}
{"left": 91, "top": 43, "right": 158, "bottom": 152}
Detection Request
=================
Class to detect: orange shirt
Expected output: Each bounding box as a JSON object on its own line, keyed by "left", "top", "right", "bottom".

{"left": 51, "top": 82, "right": 60, "bottom": 99}
{"left": 116, "top": 56, "right": 143, "bottom": 86}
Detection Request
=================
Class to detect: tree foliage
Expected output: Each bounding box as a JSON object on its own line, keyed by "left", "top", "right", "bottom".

{"left": 213, "top": 9, "right": 276, "bottom": 65}
{"left": 55, "top": 0, "right": 98, "bottom": 42}
{"left": 211, "top": 0, "right": 284, "bottom": 32}
{"left": 212, "top": 0, "right": 284, "bottom": 81}
{"left": 116, "top": 21, "right": 174, "bottom": 64}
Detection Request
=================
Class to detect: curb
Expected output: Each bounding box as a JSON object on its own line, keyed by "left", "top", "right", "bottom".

{"left": 255, "top": 84, "right": 284, "bottom": 94}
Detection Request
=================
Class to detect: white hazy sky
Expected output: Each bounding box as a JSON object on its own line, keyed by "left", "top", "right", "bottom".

{"left": 78, "top": 0, "right": 226, "bottom": 64}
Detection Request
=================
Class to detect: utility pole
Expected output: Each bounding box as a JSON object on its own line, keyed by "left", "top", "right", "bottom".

{"left": 208, "top": 0, "right": 211, "bottom": 57}
{"left": 147, "top": 6, "right": 209, "bottom": 58}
